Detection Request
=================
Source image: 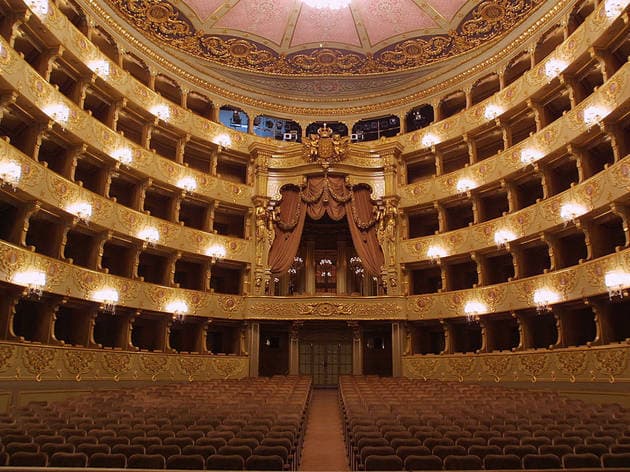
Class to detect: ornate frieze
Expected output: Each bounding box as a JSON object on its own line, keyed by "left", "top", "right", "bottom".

{"left": 403, "top": 344, "right": 630, "bottom": 383}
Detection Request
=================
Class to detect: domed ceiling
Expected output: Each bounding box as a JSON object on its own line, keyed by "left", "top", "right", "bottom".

{"left": 107, "top": 0, "right": 546, "bottom": 76}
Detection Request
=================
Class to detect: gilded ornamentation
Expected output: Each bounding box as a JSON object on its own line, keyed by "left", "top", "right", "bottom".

{"left": 178, "top": 356, "right": 203, "bottom": 380}
{"left": 217, "top": 296, "right": 241, "bottom": 313}
{"left": 483, "top": 355, "right": 511, "bottom": 381}
{"left": 555, "top": 351, "right": 587, "bottom": 382}
{"left": 0, "top": 344, "right": 15, "bottom": 371}
{"left": 64, "top": 350, "right": 96, "bottom": 381}
{"left": 213, "top": 358, "right": 246, "bottom": 379}
{"left": 448, "top": 357, "right": 474, "bottom": 381}
{"left": 23, "top": 346, "right": 56, "bottom": 380}
{"left": 303, "top": 124, "right": 350, "bottom": 169}
{"left": 140, "top": 354, "right": 168, "bottom": 380}
{"left": 406, "top": 357, "right": 437, "bottom": 380}
{"left": 519, "top": 354, "right": 547, "bottom": 382}
{"left": 102, "top": 352, "right": 132, "bottom": 380}
{"left": 594, "top": 349, "right": 627, "bottom": 382}
{"left": 106, "top": 0, "right": 544, "bottom": 75}
{"left": 298, "top": 302, "right": 352, "bottom": 317}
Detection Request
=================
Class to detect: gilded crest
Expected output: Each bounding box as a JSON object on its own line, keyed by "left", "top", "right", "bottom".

{"left": 303, "top": 124, "right": 350, "bottom": 169}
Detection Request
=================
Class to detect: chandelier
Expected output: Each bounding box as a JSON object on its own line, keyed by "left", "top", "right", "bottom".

{"left": 302, "top": 0, "right": 350, "bottom": 9}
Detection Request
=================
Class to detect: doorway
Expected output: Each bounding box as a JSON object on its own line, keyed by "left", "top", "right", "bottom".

{"left": 298, "top": 322, "right": 353, "bottom": 387}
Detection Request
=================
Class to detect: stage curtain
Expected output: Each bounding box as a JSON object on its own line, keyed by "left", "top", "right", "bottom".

{"left": 268, "top": 176, "right": 384, "bottom": 276}
{"left": 345, "top": 185, "right": 384, "bottom": 276}
{"left": 268, "top": 185, "right": 307, "bottom": 274}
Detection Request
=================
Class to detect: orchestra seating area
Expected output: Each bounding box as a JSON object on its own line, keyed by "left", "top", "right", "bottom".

{"left": 0, "top": 376, "right": 311, "bottom": 469}
{"left": 340, "top": 376, "right": 630, "bottom": 471}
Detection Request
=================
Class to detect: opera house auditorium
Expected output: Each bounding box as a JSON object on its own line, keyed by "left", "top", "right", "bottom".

{"left": 0, "top": 0, "right": 627, "bottom": 468}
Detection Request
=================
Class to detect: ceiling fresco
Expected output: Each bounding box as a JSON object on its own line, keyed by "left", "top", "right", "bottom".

{"left": 106, "top": 0, "right": 546, "bottom": 75}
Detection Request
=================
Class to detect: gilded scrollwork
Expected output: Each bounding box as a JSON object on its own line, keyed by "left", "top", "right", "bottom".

{"left": 102, "top": 352, "right": 132, "bottom": 380}
{"left": 106, "top": 0, "right": 545, "bottom": 75}
{"left": 139, "top": 354, "right": 168, "bottom": 380}
{"left": 213, "top": 358, "right": 247, "bottom": 379}
{"left": 64, "top": 350, "right": 96, "bottom": 381}
{"left": 23, "top": 346, "right": 56, "bottom": 380}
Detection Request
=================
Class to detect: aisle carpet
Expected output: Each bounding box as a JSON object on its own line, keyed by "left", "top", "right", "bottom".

{"left": 299, "top": 389, "right": 349, "bottom": 471}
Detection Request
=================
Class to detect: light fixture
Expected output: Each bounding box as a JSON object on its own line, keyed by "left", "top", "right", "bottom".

{"left": 604, "top": 270, "right": 630, "bottom": 301}
{"left": 520, "top": 148, "right": 544, "bottom": 165}
{"left": 177, "top": 176, "right": 197, "bottom": 194}
{"left": 494, "top": 229, "right": 516, "bottom": 248}
{"left": 66, "top": 201, "right": 92, "bottom": 223}
{"left": 0, "top": 160, "right": 21, "bottom": 189}
{"left": 206, "top": 244, "right": 226, "bottom": 263}
{"left": 456, "top": 177, "right": 476, "bottom": 194}
{"left": 484, "top": 104, "right": 503, "bottom": 120}
{"left": 464, "top": 300, "right": 487, "bottom": 322}
{"left": 604, "top": 0, "right": 628, "bottom": 18}
{"left": 150, "top": 104, "right": 170, "bottom": 121}
{"left": 43, "top": 103, "right": 70, "bottom": 126}
{"left": 288, "top": 256, "right": 304, "bottom": 276}
{"left": 302, "top": 0, "right": 350, "bottom": 10}
{"left": 12, "top": 269, "right": 46, "bottom": 298}
{"left": 166, "top": 299, "right": 188, "bottom": 322}
{"left": 427, "top": 245, "right": 447, "bottom": 264}
{"left": 544, "top": 58, "right": 568, "bottom": 80}
{"left": 349, "top": 256, "right": 364, "bottom": 277}
{"left": 26, "top": 0, "right": 49, "bottom": 16}
{"left": 421, "top": 133, "right": 440, "bottom": 147}
{"left": 138, "top": 226, "right": 159, "bottom": 246}
{"left": 111, "top": 147, "right": 133, "bottom": 165}
{"left": 87, "top": 59, "right": 110, "bottom": 78}
{"left": 93, "top": 287, "right": 119, "bottom": 314}
{"left": 213, "top": 133, "right": 232, "bottom": 148}
{"left": 583, "top": 105, "right": 608, "bottom": 128}
{"left": 533, "top": 287, "right": 560, "bottom": 313}
{"left": 560, "top": 202, "right": 587, "bottom": 224}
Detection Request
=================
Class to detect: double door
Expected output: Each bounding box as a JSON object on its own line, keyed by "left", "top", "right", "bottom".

{"left": 299, "top": 342, "right": 352, "bottom": 387}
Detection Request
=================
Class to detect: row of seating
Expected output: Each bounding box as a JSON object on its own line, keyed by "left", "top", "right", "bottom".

{"left": 0, "top": 376, "right": 312, "bottom": 469}
{"left": 339, "top": 376, "right": 630, "bottom": 470}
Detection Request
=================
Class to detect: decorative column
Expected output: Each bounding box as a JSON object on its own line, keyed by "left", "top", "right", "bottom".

{"left": 247, "top": 321, "right": 260, "bottom": 377}
{"left": 348, "top": 321, "right": 362, "bottom": 375}
{"left": 305, "top": 238, "right": 316, "bottom": 295}
{"left": 288, "top": 321, "right": 302, "bottom": 375}
{"left": 337, "top": 237, "right": 348, "bottom": 295}
{"left": 391, "top": 322, "right": 404, "bottom": 377}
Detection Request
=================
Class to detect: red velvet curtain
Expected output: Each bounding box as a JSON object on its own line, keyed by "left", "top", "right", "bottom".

{"left": 268, "top": 175, "right": 384, "bottom": 276}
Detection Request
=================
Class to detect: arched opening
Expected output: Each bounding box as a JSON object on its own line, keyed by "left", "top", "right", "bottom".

{"left": 352, "top": 115, "right": 400, "bottom": 141}
{"left": 406, "top": 104, "right": 434, "bottom": 132}
{"left": 220, "top": 106, "right": 249, "bottom": 132}
{"left": 253, "top": 115, "right": 302, "bottom": 142}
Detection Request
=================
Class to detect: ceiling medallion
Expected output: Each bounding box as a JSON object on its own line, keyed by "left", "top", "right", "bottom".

{"left": 301, "top": 0, "right": 351, "bottom": 9}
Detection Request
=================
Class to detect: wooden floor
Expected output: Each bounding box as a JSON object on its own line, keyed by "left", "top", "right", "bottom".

{"left": 300, "top": 389, "right": 349, "bottom": 471}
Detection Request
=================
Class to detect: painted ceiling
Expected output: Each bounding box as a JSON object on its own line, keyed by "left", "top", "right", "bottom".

{"left": 107, "top": 0, "right": 546, "bottom": 75}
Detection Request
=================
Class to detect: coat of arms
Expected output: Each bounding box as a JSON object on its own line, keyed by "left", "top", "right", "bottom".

{"left": 303, "top": 123, "right": 350, "bottom": 169}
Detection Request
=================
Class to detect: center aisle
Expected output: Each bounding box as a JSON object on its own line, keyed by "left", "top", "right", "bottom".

{"left": 300, "top": 388, "right": 349, "bottom": 471}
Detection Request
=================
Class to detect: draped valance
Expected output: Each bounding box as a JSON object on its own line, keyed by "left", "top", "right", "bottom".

{"left": 268, "top": 175, "right": 384, "bottom": 276}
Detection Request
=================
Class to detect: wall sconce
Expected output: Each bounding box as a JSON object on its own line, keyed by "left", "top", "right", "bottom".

{"left": 25, "top": 0, "right": 49, "bottom": 16}
{"left": 138, "top": 226, "right": 159, "bottom": 246}
{"left": 288, "top": 256, "right": 303, "bottom": 276}
{"left": 583, "top": 105, "right": 608, "bottom": 128}
{"left": 66, "top": 201, "right": 92, "bottom": 223}
{"left": 604, "top": 270, "right": 630, "bottom": 301}
{"left": 427, "top": 245, "right": 447, "bottom": 264}
{"left": 111, "top": 147, "right": 133, "bottom": 166}
{"left": 456, "top": 177, "right": 476, "bottom": 194}
{"left": 484, "top": 104, "right": 503, "bottom": 120}
{"left": 43, "top": 103, "right": 70, "bottom": 126}
{"left": 150, "top": 104, "right": 171, "bottom": 121}
{"left": 87, "top": 59, "right": 110, "bottom": 78}
{"left": 166, "top": 299, "right": 188, "bottom": 322}
{"left": 12, "top": 269, "right": 46, "bottom": 298}
{"left": 560, "top": 202, "right": 587, "bottom": 225}
{"left": 349, "top": 256, "right": 364, "bottom": 277}
{"left": 213, "top": 133, "right": 232, "bottom": 148}
{"left": 544, "top": 58, "right": 568, "bottom": 80}
{"left": 206, "top": 243, "right": 226, "bottom": 264}
{"left": 520, "top": 148, "right": 544, "bottom": 165}
{"left": 421, "top": 133, "right": 440, "bottom": 147}
{"left": 533, "top": 287, "right": 560, "bottom": 313}
{"left": 494, "top": 229, "right": 516, "bottom": 248}
{"left": 464, "top": 300, "right": 487, "bottom": 322}
{"left": 0, "top": 160, "right": 21, "bottom": 189}
{"left": 177, "top": 176, "right": 197, "bottom": 194}
{"left": 604, "top": 0, "right": 628, "bottom": 18}
{"left": 93, "top": 287, "right": 119, "bottom": 314}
